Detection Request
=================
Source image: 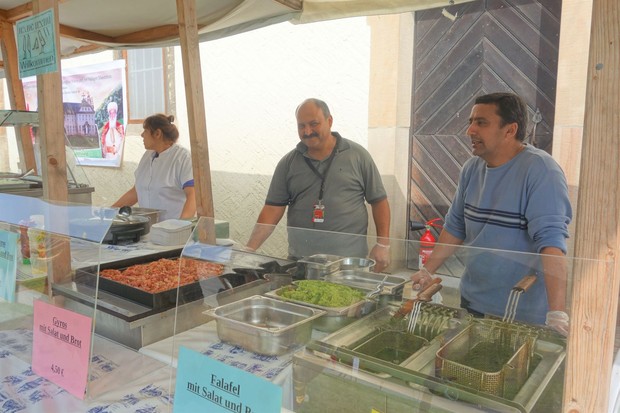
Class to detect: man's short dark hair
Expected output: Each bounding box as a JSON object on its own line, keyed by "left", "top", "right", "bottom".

{"left": 475, "top": 92, "right": 528, "bottom": 141}
{"left": 296, "top": 98, "right": 331, "bottom": 119}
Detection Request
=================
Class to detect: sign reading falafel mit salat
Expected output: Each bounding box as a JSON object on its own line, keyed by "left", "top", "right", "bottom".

{"left": 174, "top": 346, "right": 282, "bottom": 413}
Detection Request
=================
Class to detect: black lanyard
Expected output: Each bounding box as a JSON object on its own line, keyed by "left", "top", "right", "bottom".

{"left": 303, "top": 138, "right": 339, "bottom": 202}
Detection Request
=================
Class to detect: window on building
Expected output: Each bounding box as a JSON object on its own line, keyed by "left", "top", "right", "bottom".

{"left": 125, "top": 48, "right": 168, "bottom": 121}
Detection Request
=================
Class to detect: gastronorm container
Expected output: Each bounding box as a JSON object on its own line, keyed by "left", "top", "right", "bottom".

{"left": 265, "top": 283, "right": 376, "bottom": 332}
{"left": 325, "top": 270, "right": 406, "bottom": 299}
{"left": 204, "top": 295, "right": 326, "bottom": 355}
{"left": 351, "top": 330, "right": 430, "bottom": 372}
{"left": 74, "top": 248, "right": 204, "bottom": 311}
{"left": 338, "top": 257, "right": 376, "bottom": 271}
{"left": 150, "top": 219, "right": 193, "bottom": 246}
{"left": 316, "top": 304, "right": 463, "bottom": 374}
{"left": 130, "top": 207, "right": 162, "bottom": 232}
{"left": 297, "top": 254, "right": 376, "bottom": 280}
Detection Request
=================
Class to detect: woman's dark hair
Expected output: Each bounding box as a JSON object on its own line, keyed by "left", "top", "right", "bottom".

{"left": 143, "top": 114, "right": 179, "bottom": 143}
{"left": 474, "top": 93, "right": 528, "bottom": 141}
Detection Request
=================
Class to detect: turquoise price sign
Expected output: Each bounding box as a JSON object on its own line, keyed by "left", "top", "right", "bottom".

{"left": 174, "top": 346, "right": 283, "bottom": 413}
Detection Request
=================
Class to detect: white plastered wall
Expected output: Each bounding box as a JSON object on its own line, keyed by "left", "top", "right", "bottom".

{"left": 552, "top": 0, "right": 593, "bottom": 257}
{"left": 0, "top": 18, "right": 374, "bottom": 245}
{"left": 367, "top": 13, "right": 413, "bottom": 247}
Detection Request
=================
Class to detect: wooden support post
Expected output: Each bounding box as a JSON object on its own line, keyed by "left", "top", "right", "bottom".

{"left": 176, "top": 0, "right": 215, "bottom": 244}
{"left": 32, "top": 0, "right": 71, "bottom": 290}
{"left": 564, "top": 0, "right": 620, "bottom": 411}
{"left": 0, "top": 19, "right": 37, "bottom": 173}
{"left": 32, "top": 0, "right": 67, "bottom": 204}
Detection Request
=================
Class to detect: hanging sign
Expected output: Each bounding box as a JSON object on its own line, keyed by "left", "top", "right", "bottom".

{"left": 16, "top": 9, "right": 58, "bottom": 78}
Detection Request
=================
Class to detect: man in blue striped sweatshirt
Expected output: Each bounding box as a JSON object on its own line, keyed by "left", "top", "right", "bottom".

{"left": 412, "top": 92, "right": 571, "bottom": 334}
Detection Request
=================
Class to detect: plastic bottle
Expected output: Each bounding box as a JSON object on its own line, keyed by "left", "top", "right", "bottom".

{"left": 28, "top": 215, "right": 47, "bottom": 275}
{"left": 18, "top": 220, "right": 33, "bottom": 265}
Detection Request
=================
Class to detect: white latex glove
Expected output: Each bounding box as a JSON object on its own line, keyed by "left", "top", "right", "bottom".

{"left": 545, "top": 310, "right": 569, "bottom": 336}
{"left": 411, "top": 267, "right": 434, "bottom": 291}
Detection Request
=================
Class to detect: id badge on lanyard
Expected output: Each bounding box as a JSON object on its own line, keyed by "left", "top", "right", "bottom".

{"left": 305, "top": 137, "right": 338, "bottom": 225}
{"left": 312, "top": 200, "right": 325, "bottom": 223}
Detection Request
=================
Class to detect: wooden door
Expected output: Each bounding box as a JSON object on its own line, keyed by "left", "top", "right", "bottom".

{"left": 408, "top": 0, "right": 562, "bottom": 269}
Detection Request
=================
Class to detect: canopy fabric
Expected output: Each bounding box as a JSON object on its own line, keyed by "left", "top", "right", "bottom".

{"left": 293, "top": 0, "right": 472, "bottom": 24}
{"left": 0, "top": 0, "right": 473, "bottom": 64}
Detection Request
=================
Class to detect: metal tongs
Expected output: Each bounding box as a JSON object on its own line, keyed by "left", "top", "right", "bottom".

{"left": 393, "top": 278, "right": 443, "bottom": 334}
{"left": 358, "top": 274, "right": 390, "bottom": 316}
{"left": 407, "top": 278, "right": 443, "bottom": 333}
{"left": 365, "top": 274, "right": 389, "bottom": 299}
{"left": 502, "top": 274, "right": 537, "bottom": 324}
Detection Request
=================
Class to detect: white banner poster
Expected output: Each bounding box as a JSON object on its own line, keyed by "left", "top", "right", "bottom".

{"left": 23, "top": 59, "right": 128, "bottom": 168}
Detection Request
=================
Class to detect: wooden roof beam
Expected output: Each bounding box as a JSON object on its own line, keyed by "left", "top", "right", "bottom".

{"left": 4, "top": 0, "right": 71, "bottom": 22}
{"left": 3, "top": 3, "right": 32, "bottom": 22}
{"left": 69, "top": 43, "right": 105, "bottom": 55}
{"left": 59, "top": 24, "right": 114, "bottom": 43}
{"left": 274, "top": 0, "right": 302, "bottom": 9}
{"left": 59, "top": 23, "right": 184, "bottom": 47}
{"left": 114, "top": 24, "right": 179, "bottom": 45}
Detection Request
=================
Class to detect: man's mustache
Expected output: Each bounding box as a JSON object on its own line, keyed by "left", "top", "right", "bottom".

{"left": 303, "top": 133, "right": 319, "bottom": 139}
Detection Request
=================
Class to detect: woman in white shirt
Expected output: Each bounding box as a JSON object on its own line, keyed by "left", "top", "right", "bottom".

{"left": 113, "top": 114, "right": 196, "bottom": 221}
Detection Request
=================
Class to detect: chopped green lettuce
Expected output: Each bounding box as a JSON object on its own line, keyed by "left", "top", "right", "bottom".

{"left": 278, "top": 280, "right": 365, "bottom": 307}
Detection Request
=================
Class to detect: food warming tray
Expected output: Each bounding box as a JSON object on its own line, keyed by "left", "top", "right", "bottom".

{"left": 315, "top": 305, "right": 461, "bottom": 372}
{"left": 265, "top": 283, "right": 376, "bottom": 332}
{"left": 73, "top": 248, "right": 204, "bottom": 311}
{"left": 297, "top": 254, "right": 375, "bottom": 279}
{"left": 302, "top": 308, "right": 566, "bottom": 412}
{"left": 204, "top": 295, "right": 326, "bottom": 355}
{"left": 325, "top": 270, "right": 407, "bottom": 297}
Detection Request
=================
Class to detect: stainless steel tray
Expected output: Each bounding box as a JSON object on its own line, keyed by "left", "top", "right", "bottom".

{"left": 204, "top": 295, "right": 325, "bottom": 355}
{"left": 297, "top": 254, "right": 375, "bottom": 279}
{"left": 313, "top": 304, "right": 464, "bottom": 376}
{"left": 264, "top": 284, "right": 375, "bottom": 332}
{"left": 312, "top": 309, "right": 566, "bottom": 411}
{"left": 325, "top": 270, "right": 406, "bottom": 296}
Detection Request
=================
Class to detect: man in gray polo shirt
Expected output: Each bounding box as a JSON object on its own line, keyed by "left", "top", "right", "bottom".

{"left": 246, "top": 98, "right": 391, "bottom": 272}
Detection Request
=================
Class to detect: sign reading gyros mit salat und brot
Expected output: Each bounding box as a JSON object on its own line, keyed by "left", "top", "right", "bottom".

{"left": 32, "top": 300, "right": 93, "bottom": 399}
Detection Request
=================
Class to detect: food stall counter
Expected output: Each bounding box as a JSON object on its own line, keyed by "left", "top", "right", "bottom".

{"left": 0, "top": 324, "right": 299, "bottom": 413}
{"left": 139, "top": 319, "right": 329, "bottom": 410}
{"left": 0, "top": 320, "right": 174, "bottom": 413}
